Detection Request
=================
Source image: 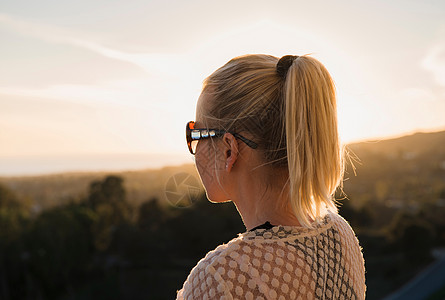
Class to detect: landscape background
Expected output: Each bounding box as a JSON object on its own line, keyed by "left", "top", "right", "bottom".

{"left": 1, "top": 130, "right": 445, "bottom": 299}
{"left": 2, "top": 0, "right": 445, "bottom": 299}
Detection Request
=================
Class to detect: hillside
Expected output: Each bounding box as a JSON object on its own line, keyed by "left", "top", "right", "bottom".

{"left": 343, "top": 130, "right": 445, "bottom": 211}
{"left": 348, "top": 130, "right": 445, "bottom": 157}
{"left": 0, "top": 163, "right": 202, "bottom": 212}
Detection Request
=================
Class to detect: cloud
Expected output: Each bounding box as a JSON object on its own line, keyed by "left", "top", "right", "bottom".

{"left": 0, "top": 13, "right": 192, "bottom": 77}
{"left": 0, "top": 12, "right": 205, "bottom": 111}
{"left": 421, "top": 43, "right": 445, "bottom": 87}
{"left": 0, "top": 78, "right": 172, "bottom": 110}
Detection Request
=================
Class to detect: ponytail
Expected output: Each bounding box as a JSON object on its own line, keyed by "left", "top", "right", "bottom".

{"left": 283, "top": 56, "right": 342, "bottom": 227}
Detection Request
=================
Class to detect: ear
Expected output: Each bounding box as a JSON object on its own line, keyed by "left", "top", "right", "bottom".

{"left": 222, "top": 133, "right": 239, "bottom": 172}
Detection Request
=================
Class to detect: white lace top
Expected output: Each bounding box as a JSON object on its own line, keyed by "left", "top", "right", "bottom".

{"left": 176, "top": 211, "right": 366, "bottom": 300}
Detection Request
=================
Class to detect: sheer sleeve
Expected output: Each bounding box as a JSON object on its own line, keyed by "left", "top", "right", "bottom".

{"left": 178, "top": 260, "right": 233, "bottom": 300}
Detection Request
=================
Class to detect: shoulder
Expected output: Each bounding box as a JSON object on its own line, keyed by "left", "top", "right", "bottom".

{"left": 329, "top": 210, "right": 356, "bottom": 235}
{"left": 179, "top": 235, "right": 245, "bottom": 299}
{"left": 328, "top": 211, "right": 367, "bottom": 297}
{"left": 178, "top": 232, "right": 283, "bottom": 299}
{"left": 328, "top": 211, "right": 365, "bottom": 256}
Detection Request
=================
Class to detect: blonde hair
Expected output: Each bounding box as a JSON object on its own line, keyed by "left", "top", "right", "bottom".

{"left": 201, "top": 54, "right": 343, "bottom": 227}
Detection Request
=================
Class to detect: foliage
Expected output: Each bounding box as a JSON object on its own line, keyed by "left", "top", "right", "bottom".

{"left": 0, "top": 175, "right": 244, "bottom": 299}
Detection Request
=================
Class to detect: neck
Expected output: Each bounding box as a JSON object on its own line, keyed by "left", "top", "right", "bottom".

{"left": 233, "top": 198, "right": 302, "bottom": 231}
{"left": 230, "top": 170, "right": 301, "bottom": 231}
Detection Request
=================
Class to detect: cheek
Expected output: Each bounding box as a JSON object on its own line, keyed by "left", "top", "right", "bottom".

{"left": 195, "top": 154, "right": 216, "bottom": 189}
{"left": 195, "top": 153, "right": 228, "bottom": 203}
{"left": 194, "top": 149, "right": 213, "bottom": 185}
{"left": 195, "top": 141, "right": 217, "bottom": 183}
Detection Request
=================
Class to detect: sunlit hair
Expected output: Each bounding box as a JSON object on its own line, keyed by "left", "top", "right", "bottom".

{"left": 201, "top": 54, "right": 343, "bottom": 227}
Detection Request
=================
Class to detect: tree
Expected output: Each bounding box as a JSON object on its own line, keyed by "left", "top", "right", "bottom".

{"left": 23, "top": 204, "right": 97, "bottom": 298}
{"left": 388, "top": 212, "right": 435, "bottom": 264}
{"left": 0, "top": 184, "right": 29, "bottom": 300}
{"left": 86, "top": 175, "right": 132, "bottom": 250}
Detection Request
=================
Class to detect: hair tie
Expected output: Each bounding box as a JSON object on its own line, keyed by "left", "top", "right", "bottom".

{"left": 276, "top": 55, "right": 299, "bottom": 79}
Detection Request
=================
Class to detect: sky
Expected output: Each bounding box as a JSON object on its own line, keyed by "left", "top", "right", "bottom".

{"left": 1, "top": 0, "right": 445, "bottom": 175}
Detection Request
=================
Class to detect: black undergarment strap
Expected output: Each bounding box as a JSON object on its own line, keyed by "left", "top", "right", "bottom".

{"left": 249, "top": 221, "right": 275, "bottom": 232}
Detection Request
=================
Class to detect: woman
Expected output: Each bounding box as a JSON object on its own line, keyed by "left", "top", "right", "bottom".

{"left": 178, "top": 54, "right": 366, "bottom": 299}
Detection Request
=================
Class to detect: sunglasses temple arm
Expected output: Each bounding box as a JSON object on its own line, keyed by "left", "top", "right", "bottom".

{"left": 233, "top": 133, "right": 258, "bottom": 149}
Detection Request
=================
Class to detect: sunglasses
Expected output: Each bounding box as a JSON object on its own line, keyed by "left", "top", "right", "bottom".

{"left": 186, "top": 121, "right": 258, "bottom": 155}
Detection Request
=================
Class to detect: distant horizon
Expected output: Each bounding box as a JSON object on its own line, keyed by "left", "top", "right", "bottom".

{"left": 1, "top": 128, "right": 443, "bottom": 177}
{"left": 0, "top": 152, "right": 192, "bottom": 177}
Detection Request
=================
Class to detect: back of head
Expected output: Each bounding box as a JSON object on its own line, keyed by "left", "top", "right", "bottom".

{"left": 201, "top": 54, "right": 343, "bottom": 227}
